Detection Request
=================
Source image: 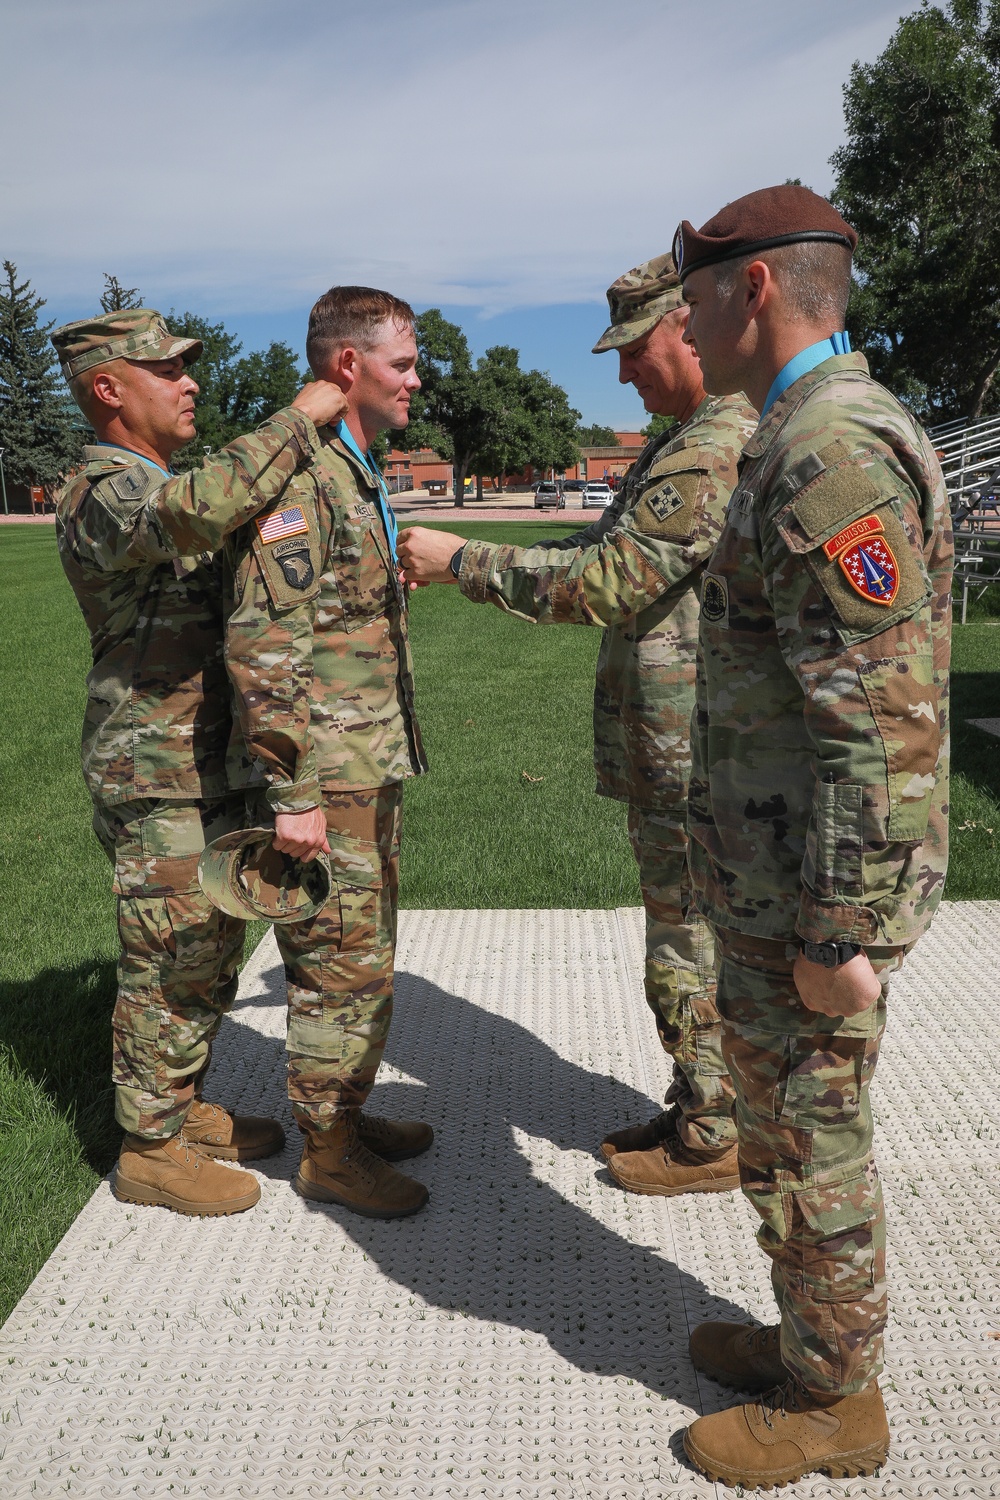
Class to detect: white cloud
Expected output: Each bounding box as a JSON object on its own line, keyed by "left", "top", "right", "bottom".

{"left": 1, "top": 0, "right": 909, "bottom": 316}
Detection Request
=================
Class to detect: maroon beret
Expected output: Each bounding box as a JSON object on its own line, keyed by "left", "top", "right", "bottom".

{"left": 673, "top": 184, "right": 857, "bottom": 281}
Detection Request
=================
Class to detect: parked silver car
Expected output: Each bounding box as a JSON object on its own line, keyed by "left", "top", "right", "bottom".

{"left": 533, "top": 481, "right": 565, "bottom": 510}
{"left": 582, "top": 481, "right": 614, "bottom": 509}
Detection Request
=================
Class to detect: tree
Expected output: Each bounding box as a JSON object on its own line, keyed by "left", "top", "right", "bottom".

{"left": 0, "top": 261, "right": 82, "bottom": 496}
{"left": 165, "top": 312, "right": 304, "bottom": 467}
{"left": 398, "top": 310, "right": 580, "bottom": 501}
{"left": 640, "top": 413, "right": 677, "bottom": 439}
{"left": 576, "top": 423, "right": 620, "bottom": 447}
{"left": 831, "top": 0, "right": 1000, "bottom": 420}
{"left": 100, "top": 274, "right": 141, "bottom": 313}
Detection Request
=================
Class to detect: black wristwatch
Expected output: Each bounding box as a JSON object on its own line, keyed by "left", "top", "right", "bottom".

{"left": 798, "top": 939, "right": 864, "bottom": 968}
{"left": 449, "top": 545, "right": 466, "bottom": 578}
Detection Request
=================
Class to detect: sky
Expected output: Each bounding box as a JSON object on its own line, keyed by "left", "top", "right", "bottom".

{"left": 2, "top": 0, "right": 914, "bottom": 429}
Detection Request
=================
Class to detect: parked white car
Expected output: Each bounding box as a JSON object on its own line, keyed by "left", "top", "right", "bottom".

{"left": 582, "top": 481, "right": 614, "bottom": 509}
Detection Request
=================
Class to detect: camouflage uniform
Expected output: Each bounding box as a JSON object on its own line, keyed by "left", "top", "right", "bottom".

{"left": 223, "top": 427, "right": 424, "bottom": 1130}
{"left": 56, "top": 348, "right": 321, "bottom": 1136}
{"left": 456, "top": 391, "right": 756, "bottom": 1154}
{"left": 688, "top": 351, "right": 952, "bottom": 1395}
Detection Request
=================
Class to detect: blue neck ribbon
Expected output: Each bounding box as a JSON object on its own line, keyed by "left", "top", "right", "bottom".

{"left": 336, "top": 420, "right": 398, "bottom": 564}
{"left": 97, "top": 441, "right": 173, "bottom": 478}
{"left": 760, "top": 331, "right": 852, "bottom": 418}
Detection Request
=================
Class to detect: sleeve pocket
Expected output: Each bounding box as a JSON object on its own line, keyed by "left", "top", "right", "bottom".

{"left": 858, "top": 656, "right": 939, "bottom": 840}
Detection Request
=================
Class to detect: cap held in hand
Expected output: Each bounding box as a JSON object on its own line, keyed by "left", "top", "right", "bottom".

{"left": 198, "top": 827, "right": 332, "bottom": 923}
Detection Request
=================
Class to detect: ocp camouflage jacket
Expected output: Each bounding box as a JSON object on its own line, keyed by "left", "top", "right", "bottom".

{"left": 456, "top": 395, "right": 756, "bottom": 811}
{"left": 224, "top": 430, "right": 426, "bottom": 811}
{"left": 55, "top": 410, "right": 319, "bottom": 807}
{"left": 688, "top": 352, "right": 952, "bottom": 948}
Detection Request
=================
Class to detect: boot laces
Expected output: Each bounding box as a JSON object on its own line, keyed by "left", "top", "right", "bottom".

{"left": 340, "top": 1115, "right": 385, "bottom": 1190}
{"left": 359, "top": 1113, "right": 395, "bottom": 1145}
{"left": 759, "top": 1377, "right": 805, "bottom": 1430}
{"left": 746, "top": 1323, "right": 781, "bottom": 1357}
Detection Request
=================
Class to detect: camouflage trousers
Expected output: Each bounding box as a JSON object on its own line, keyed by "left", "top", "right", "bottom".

{"left": 628, "top": 806, "right": 736, "bottom": 1154}
{"left": 92, "top": 796, "right": 247, "bottom": 1139}
{"left": 715, "top": 928, "right": 900, "bottom": 1396}
{"left": 276, "top": 785, "right": 401, "bottom": 1132}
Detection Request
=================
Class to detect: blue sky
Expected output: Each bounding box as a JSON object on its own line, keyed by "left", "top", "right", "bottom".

{"left": 3, "top": 0, "right": 913, "bottom": 429}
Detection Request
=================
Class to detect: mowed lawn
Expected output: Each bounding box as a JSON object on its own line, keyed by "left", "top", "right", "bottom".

{"left": 2, "top": 517, "right": 999, "bottom": 1325}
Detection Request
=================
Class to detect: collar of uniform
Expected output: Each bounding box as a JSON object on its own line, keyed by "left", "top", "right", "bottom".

{"left": 82, "top": 442, "right": 173, "bottom": 477}
{"left": 740, "top": 351, "right": 870, "bottom": 461}
{"left": 325, "top": 429, "right": 379, "bottom": 491}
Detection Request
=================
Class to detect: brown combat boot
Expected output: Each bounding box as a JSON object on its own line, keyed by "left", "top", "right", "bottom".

{"left": 112, "top": 1133, "right": 261, "bottom": 1216}
{"left": 293, "top": 1111, "right": 429, "bottom": 1219}
{"left": 690, "top": 1320, "right": 787, "bottom": 1392}
{"left": 357, "top": 1111, "right": 434, "bottom": 1161}
{"left": 181, "top": 1098, "right": 285, "bottom": 1161}
{"left": 607, "top": 1136, "right": 740, "bottom": 1197}
{"left": 600, "top": 1108, "right": 677, "bottom": 1160}
{"left": 683, "top": 1377, "right": 890, "bottom": 1488}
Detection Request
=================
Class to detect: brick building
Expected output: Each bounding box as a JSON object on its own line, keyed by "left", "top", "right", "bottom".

{"left": 385, "top": 431, "right": 646, "bottom": 495}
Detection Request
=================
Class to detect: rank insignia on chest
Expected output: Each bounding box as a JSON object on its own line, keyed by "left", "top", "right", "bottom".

{"left": 645, "top": 479, "right": 685, "bottom": 521}
{"left": 256, "top": 505, "right": 309, "bottom": 543}
{"left": 824, "top": 513, "right": 899, "bottom": 606}
{"left": 701, "top": 572, "right": 729, "bottom": 624}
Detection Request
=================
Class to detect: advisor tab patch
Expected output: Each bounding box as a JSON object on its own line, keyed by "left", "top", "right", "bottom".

{"left": 822, "top": 512, "right": 885, "bottom": 561}
{"left": 838, "top": 535, "right": 899, "bottom": 607}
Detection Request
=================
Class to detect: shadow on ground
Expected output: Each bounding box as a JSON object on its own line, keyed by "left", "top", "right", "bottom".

{"left": 249, "top": 969, "right": 751, "bottom": 1397}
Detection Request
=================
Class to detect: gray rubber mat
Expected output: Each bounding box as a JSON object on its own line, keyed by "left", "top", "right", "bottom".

{"left": 2, "top": 904, "right": 1000, "bottom": 1498}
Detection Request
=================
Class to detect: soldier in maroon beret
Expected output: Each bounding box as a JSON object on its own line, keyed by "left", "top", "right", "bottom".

{"left": 671, "top": 185, "right": 952, "bottom": 1487}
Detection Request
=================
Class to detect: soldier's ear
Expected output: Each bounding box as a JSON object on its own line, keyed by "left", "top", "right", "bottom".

{"left": 91, "top": 369, "right": 126, "bottom": 415}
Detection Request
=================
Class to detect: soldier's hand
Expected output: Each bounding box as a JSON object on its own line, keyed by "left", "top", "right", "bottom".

{"left": 397, "top": 526, "right": 466, "bottom": 584}
{"left": 793, "top": 950, "right": 882, "bottom": 1018}
{"left": 273, "top": 806, "right": 331, "bottom": 863}
{"left": 291, "top": 379, "right": 349, "bottom": 429}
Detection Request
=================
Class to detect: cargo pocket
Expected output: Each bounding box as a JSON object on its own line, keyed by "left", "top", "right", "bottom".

{"left": 778, "top": 1032, "right": 875, "bottom": 1130}
{"left": 796, "top": 1166, "right": 883, "bottom": 1303}
{"left": 328, "top": 834, "right": 388, "bottom": 957}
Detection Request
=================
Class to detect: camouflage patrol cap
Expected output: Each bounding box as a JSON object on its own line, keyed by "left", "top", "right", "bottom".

{"left": 592, "top": 252, "right": 685, "bottom": 353}
{"left": 198, "top": 827, "right": 332, "bottom": 924}
{"left": 50, "top": 308, "right": 203, "bottom": 381}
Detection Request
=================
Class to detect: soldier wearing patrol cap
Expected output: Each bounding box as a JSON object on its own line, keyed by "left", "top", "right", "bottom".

{"left": 398, "top": 254, "right": 756, "bottom": 1197}
{"left": 51, "top": 307, "right": 347, "bottom": 1217}
{"left": 673, "top": 185, "right": 952, "bottom": 1487}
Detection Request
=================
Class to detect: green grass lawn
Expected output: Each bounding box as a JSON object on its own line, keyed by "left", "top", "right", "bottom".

{"left": 1, "top": 518, "right": 998, "bottom": 1325}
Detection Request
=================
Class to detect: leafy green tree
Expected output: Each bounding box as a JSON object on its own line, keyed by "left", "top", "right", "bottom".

{"left": 100, "top": 274, "right": 141, "bottom": 313}
{"left": 0, "top": 261, "right": 82, "bottom": 499}
{"left": 576, "top": 423, "right": 620, "bottom": 447}
{"left": 831, "top": 0, "right": 1000, "bottom": 420}
{"left": 166, "top": 312, "right": 303, "bottom": 467}
{"left": 398, "top": 310, "right": 579, "bottom": 501}
{"left": 640, "top": 413, "right": 677, "bottom": 439}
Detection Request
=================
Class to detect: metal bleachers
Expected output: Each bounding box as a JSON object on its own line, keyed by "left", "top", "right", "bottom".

{"left": 928, "top": 412, "right": 1000, "bottom": 622}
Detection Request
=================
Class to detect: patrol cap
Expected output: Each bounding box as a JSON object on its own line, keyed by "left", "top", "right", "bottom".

{"left": 592, "top": 252, "right": 685, "bottom": 353}
{"left": 198, "top": 827, "right": 332, "bottom": 924}
{"left": 50, "top": 308, "right": 203, "bottom": 381}
{"left": 673, "top": 184, "right": 857, "bottom": 281}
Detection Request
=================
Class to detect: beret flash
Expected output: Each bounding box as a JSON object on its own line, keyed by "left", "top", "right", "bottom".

{"left": 673, "top": 184, "right": 857, "bottom": 281}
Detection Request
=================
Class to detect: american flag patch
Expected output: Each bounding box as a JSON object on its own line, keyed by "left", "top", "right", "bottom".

{"left": 256, "top": 506, "right": 308, "bottom": 544}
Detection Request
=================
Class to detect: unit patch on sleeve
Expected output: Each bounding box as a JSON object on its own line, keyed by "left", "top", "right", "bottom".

{"left": 701, "top": 572, "right": 729, "bottom": 624}
{"left": 108, "top": 463, "right": 152, "bottom": 502}
{"left": 822, "top": 512, "right": 899, "bottom": 607}
{"left": 271, "top": 536, "right": 315, "bottom": 591}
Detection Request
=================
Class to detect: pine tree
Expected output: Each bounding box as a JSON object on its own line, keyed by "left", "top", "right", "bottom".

{"left": 0, "top": 261, "right": 82, "bottom": 493}
{"left": 100, "top": 274, "right": 142, "bottom": 313}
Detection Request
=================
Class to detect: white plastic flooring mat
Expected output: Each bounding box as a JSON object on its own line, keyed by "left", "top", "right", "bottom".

{"left": 2, "top": 903, "right": 1000, "bottom": 1499}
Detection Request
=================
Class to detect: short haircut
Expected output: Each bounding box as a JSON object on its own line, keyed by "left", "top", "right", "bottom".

{"left": 711, "top": 240, "right": 852, "bottom": 324}
{"left": 306, "top": 285, "right": 415, "bottom": 374}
